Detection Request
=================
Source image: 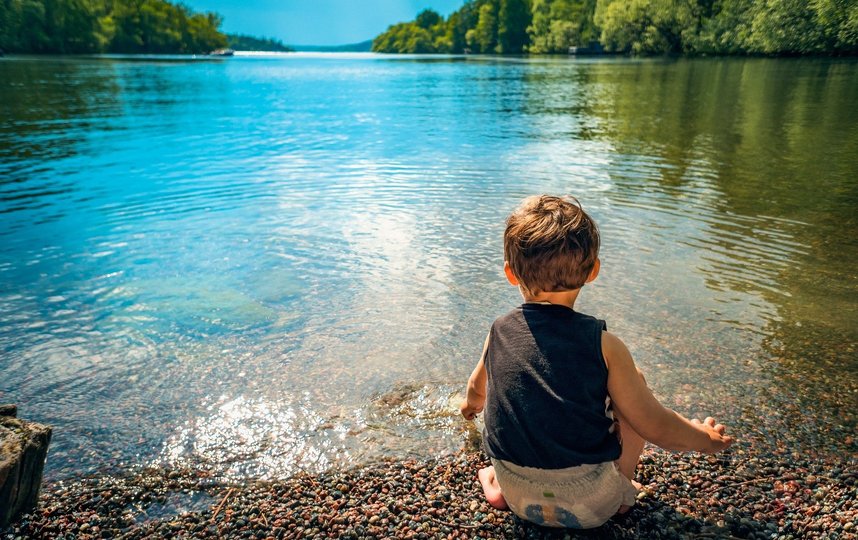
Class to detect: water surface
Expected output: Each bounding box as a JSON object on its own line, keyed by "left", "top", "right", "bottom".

{"left": 1, "top": 53, "right": 856, "bottom": 479}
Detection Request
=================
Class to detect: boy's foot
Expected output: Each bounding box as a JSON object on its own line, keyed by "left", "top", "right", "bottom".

{"left": 478, "top": 466, "right": 509, "bottom": 510}
{"left": 617, "top": 480, "right": 643, "bottom": 515}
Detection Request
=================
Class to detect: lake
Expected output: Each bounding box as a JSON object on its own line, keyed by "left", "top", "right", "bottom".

{"left": 1, "top": 53, "right": 856, "bottom": 480}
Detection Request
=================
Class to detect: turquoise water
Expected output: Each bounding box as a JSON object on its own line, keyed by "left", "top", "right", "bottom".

{"left": 1, "top": 54, "right": 856, "bottom": 479}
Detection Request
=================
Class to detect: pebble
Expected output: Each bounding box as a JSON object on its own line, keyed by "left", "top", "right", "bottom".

{"left": 2, "top": 449, "right": 855, "bottom": 539}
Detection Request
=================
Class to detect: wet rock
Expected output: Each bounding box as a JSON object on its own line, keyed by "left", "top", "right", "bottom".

{"left": 0, "top": 414, "right": 52, "bottom": 528}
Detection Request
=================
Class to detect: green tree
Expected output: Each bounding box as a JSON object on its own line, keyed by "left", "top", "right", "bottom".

{"left": 595, "top": 0, "right": 697, "bottom": 53}
{"left": 467, "top": 0, "right": 499, "bottom": 52}
{"left": 370, "top": 0, "right": 858, "bottom": 55}
{"left": 686, "top": 0, "right": 755, "bottom": 54}
{"left": 447, "top": 1, "right": 482, "bottom": 52}
{"left": 527, "top": 0, "right": 599, "bottom": 53}
{"left": 0, "top": 0, "right": 226, "bottom": 54}
{"left": 747, "top": 0, "right": 827, "bottom": 54}
{"left": 814, "top": 0, "right": 858, "bottom": 53}
{"left": 497, "top": 0, "right": 531, "bottom": 53}
{"left": 373, "top": 20, "right": 444, "bottom": 53}
{"left": 415, "top": 8, "right": 442, "bottom": 29}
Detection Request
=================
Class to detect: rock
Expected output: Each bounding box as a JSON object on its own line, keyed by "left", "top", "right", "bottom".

{"left": 0, "top": 405, "right": 16, "bottom": 418}
{"left": 0, "top": 415, "right": 52, "bottom": 528}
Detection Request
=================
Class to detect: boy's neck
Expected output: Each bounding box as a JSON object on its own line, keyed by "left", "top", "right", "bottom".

{"left": 522, "top": 288, "right": 581, "bottom": 310}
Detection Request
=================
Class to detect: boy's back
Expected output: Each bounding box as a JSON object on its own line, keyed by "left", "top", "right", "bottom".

{"left": 460, "top": 195, "right": 733, "bottom": 529}
{"left": 483, "top": 303, "right": 620, "bottom": 469}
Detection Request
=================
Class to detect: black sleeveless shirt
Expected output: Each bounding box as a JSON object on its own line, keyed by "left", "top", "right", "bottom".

{"left": 482, "top": 303, "right": 621, "bottom": 469}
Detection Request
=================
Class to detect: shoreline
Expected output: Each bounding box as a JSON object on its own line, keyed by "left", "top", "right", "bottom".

{"left": 4, "top": 447, "right": 855, "bottom": 539}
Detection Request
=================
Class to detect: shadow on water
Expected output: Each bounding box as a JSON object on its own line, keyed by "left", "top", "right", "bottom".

{"left": 0, "top": 59, "right": 121, "bottom": 227}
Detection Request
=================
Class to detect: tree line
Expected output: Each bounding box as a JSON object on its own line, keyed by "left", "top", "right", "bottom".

{"left": 0, "top": 0, "right": 227, "bottom": 54}
{"left": 372, "top": 0, "right": 858, "bottom": 55}
{"left": 227, "top": 34, "right": 292, "bottom": 53}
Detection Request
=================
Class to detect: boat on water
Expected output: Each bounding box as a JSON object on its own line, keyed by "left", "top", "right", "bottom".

{"left": 209, "top": 48, "right": 235, "bottom": 57}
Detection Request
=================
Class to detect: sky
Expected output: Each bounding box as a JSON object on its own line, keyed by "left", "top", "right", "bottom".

{"left": 183, "top": 0, "right": 466, "bottom": 46}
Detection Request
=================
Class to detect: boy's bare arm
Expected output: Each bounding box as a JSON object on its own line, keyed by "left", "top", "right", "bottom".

{"left": 603, "top": 331, "right": 733, "bottom": 453}
{"left": 460, "top": 332, "right": 491, "bottom": 420}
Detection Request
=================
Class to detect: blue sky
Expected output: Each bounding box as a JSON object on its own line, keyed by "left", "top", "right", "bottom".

{"left": 184, "top": 0, "right": 465, "bottom": 46}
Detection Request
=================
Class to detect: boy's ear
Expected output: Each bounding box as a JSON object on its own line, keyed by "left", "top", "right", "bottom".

{"left": 503, "top": 262, "right": 520, "bottom": 286}
{"left": 586, "top": 258, "right": 600, "bottom": 283}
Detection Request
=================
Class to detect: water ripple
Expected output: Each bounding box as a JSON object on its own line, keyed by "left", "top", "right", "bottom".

{"left": 1, "top": 55, "right": 856, "bottom": 479}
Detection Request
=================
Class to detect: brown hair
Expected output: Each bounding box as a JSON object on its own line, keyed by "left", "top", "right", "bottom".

{"left": 504, "top": 195, "right": 600, "bottom": 295}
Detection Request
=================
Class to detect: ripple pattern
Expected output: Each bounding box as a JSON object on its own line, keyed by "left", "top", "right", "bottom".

{"left": 1, "top": 54, "right": 856, "bottom": 479}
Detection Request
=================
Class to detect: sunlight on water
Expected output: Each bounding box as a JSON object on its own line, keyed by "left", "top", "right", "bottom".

{"left": 0, "top": 55, "right": 856, "bottom": 479}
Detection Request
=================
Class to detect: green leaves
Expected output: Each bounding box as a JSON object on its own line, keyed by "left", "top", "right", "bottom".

{"left": 0, "top": 0, "right": 227, "bottom": 54}
{"left": 528, "top": 0, "right": 599, "bottom": 53}
{"left": 371, "top": 0, "right": 857, "bottom": 56}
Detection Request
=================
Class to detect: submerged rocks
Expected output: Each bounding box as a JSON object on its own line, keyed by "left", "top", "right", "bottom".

{"left": 0, "top": 406, "right": 52, "bottom": 528}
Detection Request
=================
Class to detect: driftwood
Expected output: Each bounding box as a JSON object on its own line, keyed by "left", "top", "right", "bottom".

{"left": 0, "top": 406, "right": 52, "bottom": 528}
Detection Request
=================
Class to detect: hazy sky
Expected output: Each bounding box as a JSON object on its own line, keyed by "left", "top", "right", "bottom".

{"left": 183, "top": 0, "right": 465, "bottom": 46}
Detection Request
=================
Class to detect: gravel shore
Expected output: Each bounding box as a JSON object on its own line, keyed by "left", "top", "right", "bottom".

{"left": 3, "top": 446, "right": 856, "bottom": 539}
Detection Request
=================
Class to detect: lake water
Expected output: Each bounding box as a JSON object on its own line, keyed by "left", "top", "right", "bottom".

{"left": 1, "top": 54, "right": 856, "bottom": 480}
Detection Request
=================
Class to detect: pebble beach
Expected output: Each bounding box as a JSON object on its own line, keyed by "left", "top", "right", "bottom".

{"left": 3, "top": 444, "right": 856, "bottom": 539}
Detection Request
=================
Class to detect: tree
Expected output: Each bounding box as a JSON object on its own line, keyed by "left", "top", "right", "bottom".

{"left": 0, "top": 0, "right": 226, "bottom": 54}
{"left": 686, "top": 0, "right": 755, "bottom": 54}
{"left": 497, "top": 0, "right": 531, "bottom": 53}
{"left": 527, "top": 0, "right": 599, "bottom": 53}
{"left": 415, "top": 8, "right": 442, "bottom": 29}
{"left": 467, "top": 0, "right": 499, "bottom": 52}
{"left": 595, "top": 0, "right": 697, "bottom": 54}
{"left": 747, "top": 0, "right": 827, "bottom": 54}
{"left": 369, "top": 0, "right": 858, "bottom": 56}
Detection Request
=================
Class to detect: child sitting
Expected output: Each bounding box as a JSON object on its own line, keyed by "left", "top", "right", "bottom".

{"left": 460, "top": 195, "right": 733, "bottom": 529}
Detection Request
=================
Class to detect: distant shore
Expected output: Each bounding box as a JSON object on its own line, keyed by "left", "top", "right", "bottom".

{"left": 4, "top": 446, "right": 855, "bottom": 539}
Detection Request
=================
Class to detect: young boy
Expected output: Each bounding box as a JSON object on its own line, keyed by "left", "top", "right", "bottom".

{"left": 460, "top": 195, "right": 733, "bottom": 529}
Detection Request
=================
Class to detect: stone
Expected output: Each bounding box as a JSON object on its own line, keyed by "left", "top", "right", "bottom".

{"left": 0, "top": 414, "right": 52, "bottom": 528}
{"left": 0, "top": 405, "right": 16, "bottom": 418}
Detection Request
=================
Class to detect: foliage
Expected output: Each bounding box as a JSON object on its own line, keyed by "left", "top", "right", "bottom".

{"left": 527, "top": 0, "right": 598, "bottom": 53}
{"left": 227, "top": 33, "right": 292, "bottom": 52}
{"left": 373, "top": 9, "right": 449, "bottom": 53}
{"left": 497, "top": 0, "right": 531, "bottom": 53}
{"left": 594, "top": 0, "right": 858, "bottom": 54}
{"left": 468, "top": 1, "right": 499, "bottom": 52}
{"left": 595, "top": 0, "right": 698, "bottom": 54}
{"left": 0, "top": 0, "right": 227, "bottom": 54}
{"left": 372, "top": 0, "right": 857, "bottom": 55}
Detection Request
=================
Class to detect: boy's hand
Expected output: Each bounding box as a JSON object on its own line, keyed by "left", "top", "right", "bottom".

{"left": 460, "top": 400, "right": 483, "bottom": 421}
{"left": 691, "top": 417, "right": 734, "bottom": 453}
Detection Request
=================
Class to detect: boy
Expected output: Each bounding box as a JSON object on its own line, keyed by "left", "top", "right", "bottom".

{"left": 460, "top": 195, "right": 733, "bottom": 529}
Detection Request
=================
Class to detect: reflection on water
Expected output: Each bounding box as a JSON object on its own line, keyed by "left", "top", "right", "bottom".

{"left": 0, "top": 55, "right": 855, "bottom": 479}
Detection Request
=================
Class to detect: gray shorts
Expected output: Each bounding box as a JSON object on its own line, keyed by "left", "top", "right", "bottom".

{"left": 492, "top": 458, "right": 638, "bottom": 529}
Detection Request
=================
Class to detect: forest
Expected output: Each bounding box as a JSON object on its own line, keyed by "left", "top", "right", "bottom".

{"left": 227, "top": 34, "right": 292, "bottom": 52}
{"left": 372, "top": 0, "right": 858, "bottom": 55}
{"left": 0, "top": 0, "right": 227, "bottom": 54}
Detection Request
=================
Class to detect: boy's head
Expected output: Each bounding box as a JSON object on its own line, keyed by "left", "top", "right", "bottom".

{"left": 503, "top": 195, "right": 600, "bottom": 296}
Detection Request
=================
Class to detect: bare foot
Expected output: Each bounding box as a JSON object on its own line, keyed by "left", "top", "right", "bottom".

{"left": 617, "top": 480, "right": 643, "bottom": 515}
{"left": 478, "top": 466, "right": 508, "bottom": 510}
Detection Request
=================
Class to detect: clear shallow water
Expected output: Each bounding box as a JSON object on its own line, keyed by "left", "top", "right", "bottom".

{"left": 1, "top": 54, "right": 856, "bottom": 480}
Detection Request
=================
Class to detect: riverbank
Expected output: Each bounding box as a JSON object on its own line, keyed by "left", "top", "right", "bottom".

{"left": 3, "top": 445, "right": 855, "bottom": 539}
